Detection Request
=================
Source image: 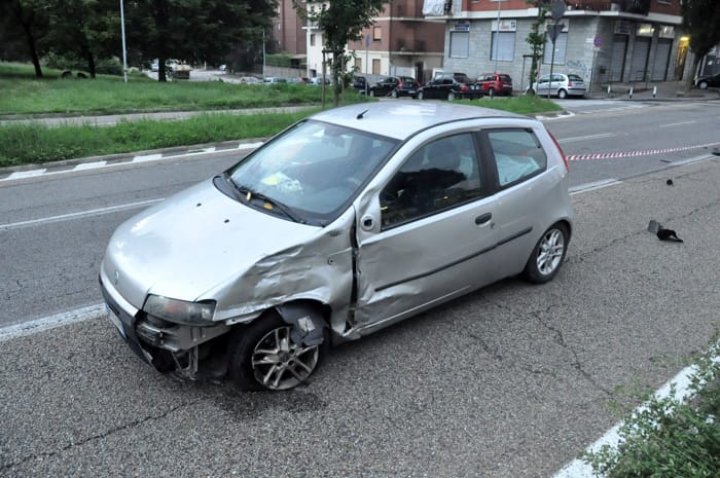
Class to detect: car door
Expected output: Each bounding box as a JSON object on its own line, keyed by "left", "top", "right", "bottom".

{"left": 536, "top": 75, "right": 549, "bottom": 95}
{"left": 480, "top": 127, "right": 555, "bottom": 276}
{"left": 352, "top": 132, "right": 500, "bottom": 335}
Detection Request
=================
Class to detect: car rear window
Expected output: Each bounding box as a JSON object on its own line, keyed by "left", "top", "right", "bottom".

{"left": 568, "top": 74, "right": 583, "bottom": 82}
{"left": 499, "top": 75, "right": 512, "bottom": 82}
{"left": 487, "top": 129, "right": 547, "bottom": 187}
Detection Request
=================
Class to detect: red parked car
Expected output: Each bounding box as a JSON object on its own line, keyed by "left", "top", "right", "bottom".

{"left": 475, "top": 73, "right": 513, "bottom": 96}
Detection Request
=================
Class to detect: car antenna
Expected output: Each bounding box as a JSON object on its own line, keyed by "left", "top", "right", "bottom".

{"left": 356, "top": 109, "right": 368, "bottom": 119}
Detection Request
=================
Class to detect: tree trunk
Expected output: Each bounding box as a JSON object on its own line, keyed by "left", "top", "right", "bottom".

{"left": 685, "top": 55, "right": 700, "bottom": 93}
{"left": 81, "top": 40, "right": 96, "bottom": 78}
{"left": 158, "top": 57, "right": 168, "bottom": 82}
{"left": 19, "top": 18, "right": 43, "bottom": 78}
{"left": 332, "top": 50, "right": 343, "bottom": 107}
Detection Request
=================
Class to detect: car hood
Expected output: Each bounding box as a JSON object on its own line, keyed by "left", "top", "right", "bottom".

{"left": 102, "top": 178, "right": 320, "bottom": 310}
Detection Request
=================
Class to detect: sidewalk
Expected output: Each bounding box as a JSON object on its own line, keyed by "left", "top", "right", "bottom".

{"left": 587, "top": 80, "right": 720, "bottom": 102}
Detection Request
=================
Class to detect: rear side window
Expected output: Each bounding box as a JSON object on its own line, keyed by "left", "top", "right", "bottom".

{"left": 488, "top": 129, "right": 546, "bottom": 187}
{"left": 568, "top": 74, "right": 583, "bottom": 81}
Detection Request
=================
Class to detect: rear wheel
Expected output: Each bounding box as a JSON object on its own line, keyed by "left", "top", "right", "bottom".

{"left": 558, "top": 89, "right": 568, "bottom": 99}
{"left": 698, "top": 81, "right": 709, "bottom": 89}
{"left": 522, "top": 223, "right": 569, "bottom": 284}
{"left": 229, "top": 311, "right": 326, "bottom": 391}
{"left": 527, "top": 88, "right": 536, "bottom": 96}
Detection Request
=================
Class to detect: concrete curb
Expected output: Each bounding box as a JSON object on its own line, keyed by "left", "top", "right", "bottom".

{"left": 0, "top": 138, "right": 266, "bottom": 182}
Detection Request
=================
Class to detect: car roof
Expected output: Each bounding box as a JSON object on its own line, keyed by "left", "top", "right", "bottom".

{"left": 310, "top": 102, "right": 524, "bottom": 140}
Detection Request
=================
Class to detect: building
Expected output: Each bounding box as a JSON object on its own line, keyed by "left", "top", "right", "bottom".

{"left": 305, "top": 0, "right": 445, "bottom": 82}
{"left": 423, "top": 0, "right": 687, "bottom": 92}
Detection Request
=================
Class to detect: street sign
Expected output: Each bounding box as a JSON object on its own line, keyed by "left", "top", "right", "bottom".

{"left": 550, "top": 0, "right": 566, "bottom": 21}
{"left": 548, "top": 23, "right": 565, "bottom": 43}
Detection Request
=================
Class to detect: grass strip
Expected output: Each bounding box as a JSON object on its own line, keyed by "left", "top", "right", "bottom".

{"left": 0, "top": 111, "right": 317, "bottom": 167}
{"left": 456, "top": 95, "right": 564, "bottom": 115}
{"left": 0, "top": 96, "right": 561, "bottom": 167}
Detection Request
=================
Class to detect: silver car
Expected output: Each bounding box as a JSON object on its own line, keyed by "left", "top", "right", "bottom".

{"left": 100, "top": 102, "right": 573, "bottom": 391}
{"left": 530, "top": 73, "right": 586, "bottom": 98}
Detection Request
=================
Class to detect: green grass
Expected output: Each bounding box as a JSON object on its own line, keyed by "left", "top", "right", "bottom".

{"left": 0, "top": 62, "right": 330, "bottom": 115}
{"left": 0, "top": 111, "right": 317, "bottom": 166}
{"left": 456, "top": 95, "right": 563, "bottom": 115}
{"left": 585, "top": 339, "right": 720, "bottom": 478}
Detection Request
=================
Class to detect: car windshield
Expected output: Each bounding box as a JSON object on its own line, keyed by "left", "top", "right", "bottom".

{"left": 227, "top": 120, "right": 398, "bottom": 225}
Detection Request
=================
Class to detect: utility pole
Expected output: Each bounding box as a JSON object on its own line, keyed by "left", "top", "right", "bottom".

{"left": 119, "top": 0, "right": 128, "bottom": 83}
{"left": 547, "top": 0, "right": 566, "bottom": 99}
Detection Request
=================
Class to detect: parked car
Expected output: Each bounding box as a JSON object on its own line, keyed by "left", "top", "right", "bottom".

{"left": 366, "top": 76, "right": 419, "bottom": 98}
{"left": 529, "top": 73, "right": 586, "bottom": 98}
{"left": 263, "top": 77, "right": 287, "bottom": 84}
{"left": 694, "top": 72, "right": 720, "bottom": 89}
{"left": 416, "top": 77, "right": 482, "bottom": 100}
{"left": 238, "top": 76, "right": 262, "bottom": 84}
{"left": 100, "top": 101, "right": 573, "bottom": 392}
{"left": 475, "top": 73, "right": 514, "bottom": 96}
{"left": 352, "top": 76, "right": 367, "bottom": 91}
{"left": 309, "top": 77, "right": 331, "bottom": 86}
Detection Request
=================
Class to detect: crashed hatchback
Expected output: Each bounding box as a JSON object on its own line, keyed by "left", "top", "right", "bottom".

{"left": 100, "top": 102, "right": 573, "bottom": 391}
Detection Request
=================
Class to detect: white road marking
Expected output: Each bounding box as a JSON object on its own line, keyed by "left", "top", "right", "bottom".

{"left": 0, "top": 198, "right": 163, "bottom": 231}
{"left": 73, "top": 160, "right": 107, "bottom": 170}
{"left": 131, "top": 153, "right": 163, "bottom": 163}
{"left": 558, "top": 133, "right": 615, "bottom": 144}
{"left": 659, "top": 120, "right": 697, "bottom": 128}
{"left": 553, "top": 349, "right": 720, "bottom": 478}
{"left": 0, "top": 303, "right": 105, "bottom": 342}
{"left": 569, "top": 179, "right": 622, "bottom": 195}
{"left": 8, "top": 169, "right": 47, "bottom": 179}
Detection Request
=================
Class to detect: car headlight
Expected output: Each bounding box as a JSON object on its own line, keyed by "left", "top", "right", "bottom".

{"left": 143, "top": 295, "right": 216, "bottom": 325}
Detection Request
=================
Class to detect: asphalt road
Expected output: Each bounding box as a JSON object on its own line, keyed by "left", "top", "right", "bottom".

{"left": 1, "top": 101, "right": 720, "bottom": 477}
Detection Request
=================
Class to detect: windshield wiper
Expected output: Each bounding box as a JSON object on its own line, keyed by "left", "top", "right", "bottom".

{"left": 225, "top": 174, "right": 304, "bottom": 224}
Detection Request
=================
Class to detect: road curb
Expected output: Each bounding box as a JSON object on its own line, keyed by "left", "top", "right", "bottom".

{"left": 0, "top": 138, "right": 266, "bottom": 182}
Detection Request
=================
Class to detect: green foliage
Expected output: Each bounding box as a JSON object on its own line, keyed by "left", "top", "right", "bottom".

{"left": 525, "top": 0, "right": 549, "bottom": 92}
{"left": 265, "top": 53, "right": 293, "bottom": 68}
{"left": 299, "top": 0, "right": 390, "bottom": 105}
{"left": 681, "top": 0, "right": 720, "bottom": 60}
{"left": 584, "top": 339, "right": 720, "bottom": 478}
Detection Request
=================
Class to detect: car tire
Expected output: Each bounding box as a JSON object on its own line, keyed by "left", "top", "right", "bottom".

{"left": 558, "top": 89, "right": 568, "bottom": 99}
{"left": 527, "top": 88, "right": 536, "bottom": 96}
{"left": 418, "top": 91, "right": 424, "bottom": 100}
{"left": 698, "top": 81, "right": 709, "bottom": 90}
{"left": 448, "top": 92, "right": 455, "bottom": 101}
{"left": 229, "top": 310, "right": 327, "bottom": 391}
{"left": 391, "top": 90, "right": 398, "bottom": 98}
{"left": 522, "top": 223, "right": 569, "bottom": 284}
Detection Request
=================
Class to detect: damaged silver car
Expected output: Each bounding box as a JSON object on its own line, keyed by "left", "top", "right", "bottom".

{"left": 100, "top": 102, "right": 573, "bottom": 391}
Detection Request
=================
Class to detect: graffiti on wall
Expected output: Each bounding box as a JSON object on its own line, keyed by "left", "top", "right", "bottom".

{"left": 565, "top": 60, "right": 589, "bottom": 78}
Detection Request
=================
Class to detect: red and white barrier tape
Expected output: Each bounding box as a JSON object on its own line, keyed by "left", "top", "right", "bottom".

{"left": 567, "top": 141, "right": 720, "bottom": 162}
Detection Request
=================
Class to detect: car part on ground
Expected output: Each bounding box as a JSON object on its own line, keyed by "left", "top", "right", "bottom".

{"left": 101, "top": 101, "right": 573, "bottom": 391}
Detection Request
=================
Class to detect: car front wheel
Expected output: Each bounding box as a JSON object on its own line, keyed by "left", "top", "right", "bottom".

{"left": 229, "top": 311, "right": 326, "bottom": 391}
{"left": 523, "top": 223, "right": 569, "bottom": 284}
{"left": 698, "top": 81, "right": 709, "bottom": 89}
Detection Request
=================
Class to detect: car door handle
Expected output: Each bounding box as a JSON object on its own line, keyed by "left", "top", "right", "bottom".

{"left": 475, "top": 213, "right": 492, "bottom": 225}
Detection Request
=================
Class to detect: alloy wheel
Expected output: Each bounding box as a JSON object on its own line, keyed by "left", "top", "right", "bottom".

{"left": 251, "top": 326, "right": 320, "bottom": 390}
{"left": 536, "top": 228, "right": 565, "bottom": 276}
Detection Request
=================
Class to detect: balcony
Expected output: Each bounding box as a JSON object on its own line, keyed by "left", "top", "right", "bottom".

{"left": 568, "top": 0, "right": 651, "bottom": 15}
{"left": 395, "top": 38, "right": 427, "bottom": 52}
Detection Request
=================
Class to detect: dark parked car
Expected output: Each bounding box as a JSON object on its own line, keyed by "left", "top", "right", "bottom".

{"left": 475, "top": 73, "right": 513, "bottom": 96}
{"left": 366, "top": 76, "right": 420, "bottom": 98}
{"left": 695, "top": 72, "right": 720, "bottom": 89}
{"left": 352, "top": 76, "right": 367, "bottom": 91}
{"left": 416, "top": 77, "right": 482, "bottom": 100}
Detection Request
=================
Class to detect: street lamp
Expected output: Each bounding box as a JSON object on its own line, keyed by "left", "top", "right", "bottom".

{"left": 120, "top": 0, "right": 128, "bottom": 83}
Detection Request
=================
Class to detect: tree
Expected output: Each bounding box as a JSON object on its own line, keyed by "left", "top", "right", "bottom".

{"left": 681, "top": 0, "right": 720, "bottom": 90}
{"left": 46, "top": 0, "right": 119, "bottom": 78}
{"left": 126, "top": 0, "right": 277, "bottom": 82}
{"left": 525, "top": 0, "right": 550, "bottom": 93}
{"left": 2, "top": 0, "right": 51, "bottom": 78}
{"left": 300, "top": 0, "right": 390, "bottom": 106}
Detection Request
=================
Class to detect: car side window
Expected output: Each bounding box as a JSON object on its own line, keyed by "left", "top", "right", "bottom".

{"left": 380, "top": 134, "right": 484, "bottom": 228}
{"left": 488, "top": 129, "right": 546, "bottom": 187}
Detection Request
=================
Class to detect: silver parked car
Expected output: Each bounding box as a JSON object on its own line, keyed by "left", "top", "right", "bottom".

{"left": 530, "top": 73, "right": 586, "bottom": 98}
{"left": 100, "top": 102, "right": 573, "bottom": 391}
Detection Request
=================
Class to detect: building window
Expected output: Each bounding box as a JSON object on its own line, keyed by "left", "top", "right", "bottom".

{"left": 310, "top": 34, "right": 316, "bottom": 47}
{"left": 490, "top": 32, "right": 515, "bottom": 62}
{"left": 355, "top": 58, "right": 362, "bottom": 71}
{"left": 543, "top": 32, "right": 567, "bottom": 64}
{"left": 372, "top": 58, "right": 381, "bottom": 74}
{"left": 450, "top": 31, "right": 470, "bottom": 58}
{"left": 373, "top": 26, "right": 382, "bottom": 41}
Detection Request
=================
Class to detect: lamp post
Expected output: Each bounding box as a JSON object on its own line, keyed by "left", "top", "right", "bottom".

{"left": 119, "top": 0, "right": 128, "bottom": 83}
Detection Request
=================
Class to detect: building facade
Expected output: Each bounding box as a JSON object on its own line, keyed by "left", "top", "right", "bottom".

{"left": 423, "top": 0, "right": 687, "bottom": 92}
{"left": 305, "top": 0, "right": 445, "bottom": 82}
